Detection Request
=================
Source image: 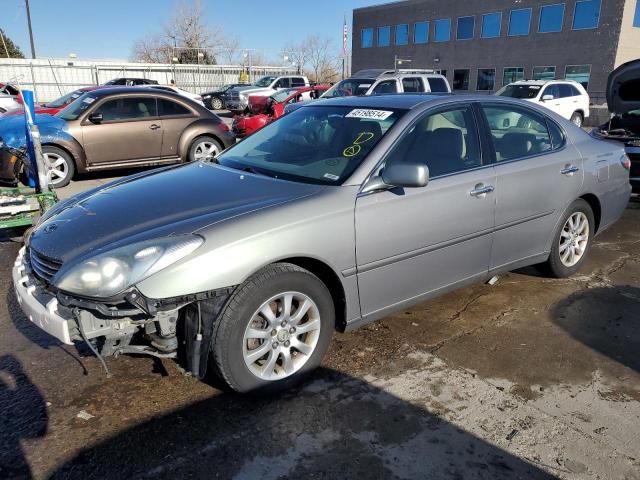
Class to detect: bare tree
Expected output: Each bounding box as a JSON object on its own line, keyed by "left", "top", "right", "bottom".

{"left": 304, "top": 35, "right": 340, "bottom": 83}
{"left": 282, "top": 40, "right": 309, "bottom": 74}
{"left": 218, "top": 35, "right": 241, "bottom": 65}
{"left": 131, "top": 0, "right": 223, "bottom": 64}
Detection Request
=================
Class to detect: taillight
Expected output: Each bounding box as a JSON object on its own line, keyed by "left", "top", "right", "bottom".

{"left": 621, "top": 154, "right": 631, "bottom": 170}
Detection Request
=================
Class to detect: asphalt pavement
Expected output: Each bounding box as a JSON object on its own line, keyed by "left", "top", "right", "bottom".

{"left": 0, "top": 171, "right": 638, "bottom": 479}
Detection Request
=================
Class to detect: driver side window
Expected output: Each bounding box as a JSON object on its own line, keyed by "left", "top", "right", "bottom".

{"left": 385, "top": 105, "right": 481, "bottom": 178}
{"left": 372, "top": 80, "right": 398, "bottom": 95}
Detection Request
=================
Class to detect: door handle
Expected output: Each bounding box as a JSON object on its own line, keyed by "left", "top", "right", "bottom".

{"left": 149, "top": 124, "right": 161, "bottom": 130}
{"left": 561, "top": 165, "right": 580, "bottom": 176}
{"left": 470, "top": 184, "right": 494, "bottom": 197}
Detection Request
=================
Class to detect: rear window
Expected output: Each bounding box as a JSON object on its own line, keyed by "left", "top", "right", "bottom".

{"left": 428, "top": 77, "right": 449, "bottom": 93}
{"left": 159, "top": 99, "right": 192, "bottom": 116}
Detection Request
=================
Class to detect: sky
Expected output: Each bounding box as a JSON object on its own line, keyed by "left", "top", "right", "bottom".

{"left": 2, "top": 0, "right": 382, "bottom": 61}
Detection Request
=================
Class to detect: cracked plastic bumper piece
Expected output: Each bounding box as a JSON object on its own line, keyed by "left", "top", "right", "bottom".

{"left": 12, "top": 246, "right": 73, "bottom": 345}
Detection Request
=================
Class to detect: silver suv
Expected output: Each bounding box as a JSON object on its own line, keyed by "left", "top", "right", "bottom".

{"left": 366, "top": 70, "right": 451, "bottom": 95}
{"left": 226, "top": 75, "right": 309, "bottom": 113}
{"left": 13, "top": 94, "right": 631, "bottom": 393}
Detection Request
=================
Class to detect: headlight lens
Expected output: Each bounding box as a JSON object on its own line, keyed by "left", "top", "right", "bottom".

{"left": 203, "top": 95, "right": 211, "bottom": 99}
{"left": 55, "top": 235, "right": 203, "bottom": 298}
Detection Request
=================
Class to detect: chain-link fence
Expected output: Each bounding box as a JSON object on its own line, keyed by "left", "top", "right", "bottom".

{"left": 0, "top": 58, "right": 295, "bottom": 103}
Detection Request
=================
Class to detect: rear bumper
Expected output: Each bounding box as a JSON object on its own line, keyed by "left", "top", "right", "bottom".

{"left": 12, "top": 246, "right": 74, "bottom": 345}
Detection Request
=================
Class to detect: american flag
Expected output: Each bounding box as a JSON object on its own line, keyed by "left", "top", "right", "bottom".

{"left": 343, "top": 17, "right": 348, "bottom": 56}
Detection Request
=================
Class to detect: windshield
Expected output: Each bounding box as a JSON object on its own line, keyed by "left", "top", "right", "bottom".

{"left": 255, "top": 76, "right": 277, "bottom": 88}
{"left": 217, "top": 105, "right": 405, "bottom": 185}
{"left": 56, "top": 93, "right": 99, "bottom": 120}
{"left": 46, "top": 90, "right": 84, "bottom": 108}
{"left": 496, "top": 84, "right": 541, "bottom": 99}
{"left": 272, "top": 88, "right": 300, "bottom": 103}
{"left": 322, "top": 79, "right": 374, "bottom": 98}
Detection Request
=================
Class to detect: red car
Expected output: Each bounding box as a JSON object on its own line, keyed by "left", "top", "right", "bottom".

{"left": 3, "top": 86, "right": 104, "bottom": 117}
{"left": 232, "top": 85, "right": 329, "bottom": 138}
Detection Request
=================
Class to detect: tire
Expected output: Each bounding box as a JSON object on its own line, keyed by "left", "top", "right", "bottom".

{"left": 545, "top": 199, "right": 594, "bottom": 278}
{"left": 211, "top": 97, "right": 223, "bottom": 110}
{"left": 42, "top": 145, "right": 75, "bottom": 188}
{"left": 570, "top": 111, "right": 583, "bottom": 128}
{"left": 211, "top": 263, "right": 335, "bottom": 394}
{"left": 188, "top": 136, "right": 222, "bottom": 162}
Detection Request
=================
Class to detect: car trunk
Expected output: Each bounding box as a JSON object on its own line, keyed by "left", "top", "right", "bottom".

{"left": 595, "top": 60, "right": 640, "bottom": 143}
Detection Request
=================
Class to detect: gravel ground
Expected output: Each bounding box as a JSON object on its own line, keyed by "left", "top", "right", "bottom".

{"left": 0, "top": 175, "right": 638, "bottom": 479}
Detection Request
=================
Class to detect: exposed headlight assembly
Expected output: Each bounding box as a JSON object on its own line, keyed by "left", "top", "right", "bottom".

{"left": 55, "top": 235, "right": 203, "bottom": 298}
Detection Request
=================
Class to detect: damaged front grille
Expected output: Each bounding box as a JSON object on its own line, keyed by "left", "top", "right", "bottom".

{"left": 28, "top": 248, "right": 63, "bottom": 283}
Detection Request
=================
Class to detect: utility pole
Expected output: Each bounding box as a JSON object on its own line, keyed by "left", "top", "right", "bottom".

{"left": 25, "top": 0, "right": 37, "bottom": 59}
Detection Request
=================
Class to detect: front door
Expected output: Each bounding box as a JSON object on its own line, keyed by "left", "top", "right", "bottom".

{"left": 355, "top": 104, "right": 496, "bottom": 319}
{"left": 480, "top": 103, "right": 584, "bottom": 269}
{"left": 81, "top": 96, "right": 162, "bottom": 166}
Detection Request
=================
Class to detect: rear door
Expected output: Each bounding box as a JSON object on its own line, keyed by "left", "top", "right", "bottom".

{"left": 81, "top": 96, "right": 162, "bottom": 166}
{"left": 479, "top": 102, "right": 584, "bottom": 269}
{"left": 401, "top": 77, "right": 426, "bottom": 93}
{"left": 355, "top": 103, "right": 496, "bottom": 318}
{"left": 369, "top": 79, "right": 399, "bottom": 95}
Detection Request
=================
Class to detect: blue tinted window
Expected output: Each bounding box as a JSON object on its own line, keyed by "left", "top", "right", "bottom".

{"left": 572, "top": 0, "right": 601, "bottom": 29}
{"left": 434, "top": 18, "right": 451, "bottom": 42}
{"left": 378, "top": 26, "right": 391, "bottom": 46}
{"left": 396, "top": 24, "right": 409, "bottom": 45}
{"left": 481, "top": 12, "right": 502, "bottom": 38}
{"left": 539, "top": 4, "right": 565, "bottom": 32}
{"left": 414, "top": 21, "right": 429, "bottom": 43}
{"left": 361, "top": 28, "right": 373, "bottom": 48}
{"left": 635, "top": 1, "right": 640, "bottom": 27}
{"left": 509, "top": 8, "right": 532, "bottom": 36}
{"left": 457, "top": 16, "right": 475, "bottom": 40}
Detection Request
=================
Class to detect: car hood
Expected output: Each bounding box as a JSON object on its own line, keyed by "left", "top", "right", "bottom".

{"left": 29, "top": 162, "right": 323, "bottom": 264}
{"left": 607, "top": 59, "right": 640, "bottom": 115}
{"left": 236, "top": 87, "right": 272, "bottom": 97}
{"left": 0, "top": 113, "right": 74, "bottom": 148}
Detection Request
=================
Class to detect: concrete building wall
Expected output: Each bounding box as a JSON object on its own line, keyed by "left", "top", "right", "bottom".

{"left": 615, "top": 0, "right": 640, "bottom": 67}
{"left": 352, "top": 0, "right": 629, "bottom": 102}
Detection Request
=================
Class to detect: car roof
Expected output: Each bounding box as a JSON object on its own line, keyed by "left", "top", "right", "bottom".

{"left": 511, "top": 79, "right": 580, "bottom": 85}
{"left": 82, "top": 86, "right": 185, "bottom": 99}
{"left": 305, "top": 94, "right": 447, "bottom": 110}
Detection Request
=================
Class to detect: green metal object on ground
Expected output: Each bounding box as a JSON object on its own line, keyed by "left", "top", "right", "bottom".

{"left": 0, "top": 186, "right": 58, "bottom": 230}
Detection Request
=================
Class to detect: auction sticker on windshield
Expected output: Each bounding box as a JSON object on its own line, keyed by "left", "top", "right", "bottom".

{"left": 346, "top": 109, "right": 393, "bottom": 120}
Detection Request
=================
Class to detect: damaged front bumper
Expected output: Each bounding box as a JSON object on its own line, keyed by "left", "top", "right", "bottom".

{"left": 12, "top": 246, "right": 234, "bottom": 377}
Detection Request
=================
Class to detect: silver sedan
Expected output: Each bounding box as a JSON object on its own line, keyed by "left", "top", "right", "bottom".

{"left": 13, "top": 94, "right": 631, "bottom": 393}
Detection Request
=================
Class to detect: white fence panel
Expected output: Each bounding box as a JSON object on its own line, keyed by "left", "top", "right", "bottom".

{"left": 0, "top": 58, "right": 295, "bottom": 103}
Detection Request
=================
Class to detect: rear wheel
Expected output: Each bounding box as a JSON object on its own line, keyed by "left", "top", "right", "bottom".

{"left": 211, "top": 263, "right": 334, "bottom": 393}
{"left": 42, "top": 145, "right": 75, "bottom": 188}
{"left": 188, "top": 136, "right": 222, "bottom": 162}
{"left": 211, "top": 97, "right": 223, "bottom": 110}
{"left": 570, "top": 111, "right": 583, "bottom": 127}
{"left": 545, "top": 199, "right": 594, "bottom": 278}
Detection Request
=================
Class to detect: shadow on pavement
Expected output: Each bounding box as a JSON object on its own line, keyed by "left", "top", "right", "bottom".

{"left": 50, "top": 368, "right": 556, "bottom": 480}
{"left": 0, "top": 355, "right": 48, "bottom": 479}
{"left": 551, "top": 286, "right": 640, "bottom": 374}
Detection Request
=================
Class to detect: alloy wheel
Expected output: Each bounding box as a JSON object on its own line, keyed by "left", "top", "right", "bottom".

{"left": 193, "top": 141, "right": 219, "bottom": 161}
{"left": 43, "top": 152, "right": 69, "bottom": 186}
{"left": 212, "top": 98, "right": 223, "bottom": 110}
{"left": 559, "top": 212, "right": 589, "bottom": 267}
{"left": 242, "top": 291, "right": 321, "bottom": 381}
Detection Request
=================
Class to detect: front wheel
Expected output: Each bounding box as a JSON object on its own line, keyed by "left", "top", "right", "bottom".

{"left": 545, "top": 199, "right": 594, "bottom": 278}
{"left": 211, "top": 97, "right": 223, "bottom": 110}
{"left": 42, "top": 145, "right": 75, "bottom": 188}
{"left": 570, "top": 111, "right": 583, "bottom": 128}
{"left": 211, "top": 263, "right": 334, "bottom": 393}
{"left": 188, "top": 136, "right": 222, "bottom": 162}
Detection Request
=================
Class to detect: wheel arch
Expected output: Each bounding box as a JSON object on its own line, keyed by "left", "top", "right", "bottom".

{"left": 264, "top": 256, "right": 347, "bottom": 332}
{"left": 42, "top": 141, "right": 86, "bottom": 172}
{"left": 178, "top": 122, "right": 224, "bottom": 160}
{"left": 579, "top": 193, "right": 601, "bottom": 233}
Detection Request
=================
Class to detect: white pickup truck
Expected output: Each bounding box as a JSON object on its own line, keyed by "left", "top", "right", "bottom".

{"left": 225, "top": 75, "right": 310, "bottom": 113}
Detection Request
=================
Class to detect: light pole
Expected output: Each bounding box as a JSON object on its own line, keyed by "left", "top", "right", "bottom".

{"left": 25, "top": 0, "right": 36, "bottom": 59}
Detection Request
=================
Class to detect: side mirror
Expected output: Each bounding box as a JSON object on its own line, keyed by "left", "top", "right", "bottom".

{"left": 88, "top": 112, "right": 103, "bottom": 124}
{"left": 542, "top": 94, "right": 554, "bottom": 101}
{"left": 382, "top": 163, "right": 429, "bottom": 189}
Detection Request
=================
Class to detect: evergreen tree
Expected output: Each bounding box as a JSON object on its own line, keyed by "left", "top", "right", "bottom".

{"left": 0, "top": 28, "right": 25, "bottom": 59}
